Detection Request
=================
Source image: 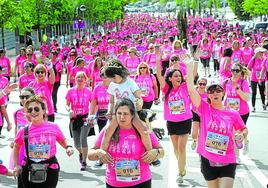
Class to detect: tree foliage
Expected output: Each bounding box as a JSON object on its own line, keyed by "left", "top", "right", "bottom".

{"left": 243, "top": 0, "right": 268, "bottom": 16}
{"left": 228, "top": 0, "right": 251, "bottom": 20}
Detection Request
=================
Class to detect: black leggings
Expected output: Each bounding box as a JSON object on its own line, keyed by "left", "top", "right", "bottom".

{"left": 250, "top": 81, "right": 265, "bottom": 107}
{"left": 52, "top": 81, "right": 60, "bottom": 110}
{"left": 153, "top": 73, "right": 160, "bottom": 98}
{"left": 241, "top": 113, "right": 249, "bottom": 125}
{"left": 106, "top": 179, "right": 151, "bottom": 188}
{"left": 213, "top": 59, "right": 220, "bottom": 71}
{"left": 21, "top": 166, "right": 59, "bottom": 188}
{"left": 142, "top": 101, "right": 153, "bottom": 109}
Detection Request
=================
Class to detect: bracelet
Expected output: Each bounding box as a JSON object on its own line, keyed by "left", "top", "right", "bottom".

{"left": 66, "top": 145, "right": 73, "bottom": 149}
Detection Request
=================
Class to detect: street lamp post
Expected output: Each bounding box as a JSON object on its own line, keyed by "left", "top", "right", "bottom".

{"left": 76, "top": 5, "right": 86, "bottom": 39}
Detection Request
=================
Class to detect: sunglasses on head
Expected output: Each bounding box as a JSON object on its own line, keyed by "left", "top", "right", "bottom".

{"left": 19, "top": 95, "right": 31, "bottom": 100}
{"left": 27, "top": 106, "right": 40, "bottom": 113}
{"left": 231, "top": 69, "right": 241, "bottom": 73}
{"left": 35, "top": 70, "right": 45, "bottom": 74}
{"left": 198, "top": 82, "right": 207, "bottom": 86}
{"left": 207, "top": 87, "right": 223, "bottom": 94}
{"left": 24, "top": 66, "right": 30, "bottom": 68}
{"left": 139, "top": 66, "right": 147, "bottom": 69}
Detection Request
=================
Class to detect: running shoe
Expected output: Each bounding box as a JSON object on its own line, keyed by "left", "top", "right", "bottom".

{"left": 191, "top": 141, "right": 196, "bottom": 150}
{"left": 176, "top": 170, "right": 186, "bottom": 184}
{"left": 243, "top": 140, "right": 249, "bottom": 155}
{"left": 151, "top": 159, "right": 161, "bottom": 167}
{"left": 80, "top": 162, "right": 87, "bottom": 171}
{"left": 263, "top": 105, "right": 267, "bottom": 111}
{"left": 94, "top": 160, "right": 103, "bottom": 168}
{"left": 251, "top": 107, "right": 256, "bottom": 112}
{"left": 79, "top": 153, "right": 83, "bottom": 164}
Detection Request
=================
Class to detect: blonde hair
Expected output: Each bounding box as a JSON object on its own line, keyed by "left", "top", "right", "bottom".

{"left": 137, "top": 62, "right": 150, "bottom": 75}
{"left": 172, "top": 40, "right": 182, "bottom": 50}
{"left": 34, "top": 64, "right": 47, "bottom": 75}
{"left": 75, "top": 71, "right": 88, "bottom": 80}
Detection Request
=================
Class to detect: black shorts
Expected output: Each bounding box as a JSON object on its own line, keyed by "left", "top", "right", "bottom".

{"left": 167, "top": 119, "right": 192, "bottom": 135}
{"left": 192, "top": 111, "right": 200, "bottom": 122}
{"left": 241, "top": 113, "right": 249, "bottom": 125}
{"left": 200, "top": 156, "right": 236, "bottom": 181}
{"left": 200, "top": 58, "right": 210, "bottom": 67}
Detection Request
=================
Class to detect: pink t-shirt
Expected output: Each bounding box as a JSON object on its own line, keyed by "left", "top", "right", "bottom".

{"left": 145, "top": 53, "right": 157, "bottom": 74}
{"left": 125, "top": 57, "right": 140, "bottom": 77}
{"left": 14, "top": 108, "right": 28, "bottom": 131}
{"left": 219, "top": 57, "right": 232, "bottom": 82}
{"left": 18, "top": 73, "right": 35, "bottom": 89}
{"left": 0, "top": 76, "right": 9, "bottom": 89}
{"left": 95, "top": 127, "right": 159, "bottom": 187}
{"left": 223, "top": 79, "right": 250, "bottom": 115}
{"left": 91, "top": 68, "right": 102, "bottom": 89}
{"left": 231, "top": 49, "right": 243, "bottom": 64}
{"left": 93, "top": 85, "right": 110, "bottom": 110}
{"left": 242, "top": 47, "right": 253, "bottom": 66}
{"left": 52, "top": 60, "right": 63, "bottom": 82}
{"left": 14, "top": 122, "right": 65, "bottom": 164}
{"left": 162, "top": 83, "right": 193, "bottom": 122}
{"left": 29, "top": 80, "right": 54, "bottom": 115}
{"left": 134, "top": 74, "right": 156, "bottom": 102}
{"left": 15, "top": 55, "right": 26, "bottom": 75}
{"left": 0, "top": 96, "right": 7, "bottom": 126}
{"left": 199, "top": 44, "right": 211, "bottom": 59}
{"left": 160, "top": 45, "right": 172, "bottom": 61}
{"left": 196, "top": 100, "right": 246, "bottom": 164}
{"left": 65, "top": 87, "right": 92, "bottom": 115}
{"left": 117, "top": 53, "right": 129, "bottom": 65}
{"left": 0, "top": 164, "right": 8, "bottom": 175}
{"left": 0, "top": 57, "right": 11, "bottom": 77}
{"left": 247, "top": 57, "right": 265, "bottom": 82}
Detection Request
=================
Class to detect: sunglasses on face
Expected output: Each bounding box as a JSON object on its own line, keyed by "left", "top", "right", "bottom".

{"left": 35, "top": 70, "right": 45, "bottom": 75}
{"left": 19, "top": 95, "right": 31, "bottom": 100}
{"left": 27, "top": 106, "right": 40, "bottom": 113}
{"left": 27, "top": 54, "right": 33, "bottom": 56}
{"left": 198, "top": 82, "right": 207, "bottom": 86}
{"left": 171, "top": 59, "right": 178, "bottom": 62}
{"left": 231, "top": 69, "right": 241, "bottom": 73}
{"left": 207, "top": 87, "right": 223, "bottom": 94}
{"left": 24, "top": 66, "right": 30, "bottom": 69}
{"left": 139, "top": 66, "right": 147, "bottom": 69}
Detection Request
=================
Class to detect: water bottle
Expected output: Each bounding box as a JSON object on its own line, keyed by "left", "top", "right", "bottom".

{"left": 234, "top": 133, "right": 243, "bottom": 149}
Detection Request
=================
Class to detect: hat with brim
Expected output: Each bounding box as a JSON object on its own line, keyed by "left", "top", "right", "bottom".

{"left": 254, "top": 47, "right": 267, "bottom": 54}
{"left": 127, "top": 47, "right": 137, "bottom": 53}
{"left": 207, "top": 84, "right": 224, "bottom": 92}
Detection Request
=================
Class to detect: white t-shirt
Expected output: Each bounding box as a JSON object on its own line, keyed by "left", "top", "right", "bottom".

{"left": 107, "top": 77, "right": 140, "bottom": 104}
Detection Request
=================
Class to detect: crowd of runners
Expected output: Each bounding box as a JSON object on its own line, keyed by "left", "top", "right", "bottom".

{"left": 0, "top": 13, "right": 268, "bottom": 188}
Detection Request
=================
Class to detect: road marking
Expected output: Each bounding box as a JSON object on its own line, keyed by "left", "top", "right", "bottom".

{"left": 240, "top": 154, "right": 268, "bottom": 188}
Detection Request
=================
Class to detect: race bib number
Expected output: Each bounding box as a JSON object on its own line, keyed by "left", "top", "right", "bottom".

{"left": 232, "top": 57, "right": 239, "bottom": 63}
{"left": 226, "top": 98, "right": 240, "bottom": 111}
{"left": 205, "top": 131, "right": 229, "bottom": 156}
{"left": 2, "top": 68, "right": 7, "bottom": 74}
{"left": 140, "top": 85, "right": 149, "bottom": 97}
{"left": 115, "top": 160, "right": 140, "bottom": 182}
{"left": 29, "top": 144, "right": 50, "bottom": 160}
{"left": 256, "top": 71, "right": 261, "bottom": 79}
{"left": 168, "top": 99, "right": 185, "bottom": 114}
{"left": 202, "top": 51, "right": 208, "bottom": 57}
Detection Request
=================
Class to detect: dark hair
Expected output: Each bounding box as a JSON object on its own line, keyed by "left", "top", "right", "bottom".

{"left": 20, "top": 87, "right": 35, "bottom": 106}
{"left": 24, "top": 95, "right": 47, "bottom": 120}
{"left": 111, "top": 98, "right": 137, "bottom": 142}
{"left": 104, "top": 59, "right": 129, "bottom": 79}
{"left": 0, "top": 66, "right": 2, "bottom": 71}
{"left": 74, "top": 57, "right": 85, "bottom": 67}
{"left": 223, "top": 48, "right": 233, "bottom": 57}
{"left": 24, "top": 62, "right": 34, "bottom": 72}
{"left": 164, "top": 69, "right": 184, "bottom": 100}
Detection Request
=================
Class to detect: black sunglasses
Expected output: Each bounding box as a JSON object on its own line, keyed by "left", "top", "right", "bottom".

{"left": 198, "top": 83, "right": 207, "bottom": 86}
{"left": 139, "top": 67, "right": 147, "bottom": 69}
{"left": 231, "top": 69, "right": 241, "bottom": 73}
{"left": 171, "top": 59, "right": 178, "bottom": 62}
{"left": 27, "top": 54, "right": 33, "bottom": 56}
{"left": 35, "top": 71, "right": 45, "bottom": 74}
{"left": 19, "top": 95, "right": 31, "bottom": 100}
{"left": 27, "top": 106, "right": 40, "bottom": 113}
{"left": 207, "top": 87, "right": 223, "bottom": 94}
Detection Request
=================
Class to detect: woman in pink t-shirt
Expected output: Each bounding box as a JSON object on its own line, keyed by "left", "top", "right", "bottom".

{"left": 13, "top": 96, "right": 73, "bottom": 188}
{"left": 247, "top": 47, "right": 267, "bottom": 112}
{"left": 198, "top": 38, "right": 212, "bottom": 77}
{"left": 223, "top": 63, "right": 251, "bottom": 155}
{"left": 18, "top": 62, "right": 35, "bottom": 90}
{"left": 191, "top": 78, "right": 208, "bottom": 150}
{"left": 124, "top": 47, "right": 141, "bottom": 77}
{"left": 66, "top": 71, "right": 93, "bottom": 171}
{"left": 242, "top": 40, "right": 254, "bottom": 66}
{"left": 186, "top": 60, "right": 248, "bottom": 188}
{"left": 134, "top": 62, "right": 158, "bottom": 109}
{"left": 69, "top": 57, "right": 90, "bottom": 88}
{"left": 156, "top": 52, "right": 192, "bottom": 184}
{"left": 29, "top": 63, "right": 55, "bottom": 122}
{"left": 91, "top": 57, "right": 105, "bottom": 89}
{"left": 88, "top": 98, "right": 164, "bottom": 188}
{"left": 219, "top": 48, "right": 233, "bottom": 83}
{"left": 14, "top": 47, "right": 26, "bottom": 79}
{"left": 231, "top": 40, "right": 244, "bottom": 65}
{"left": 66, "top": 49, "right": 77, "bottom": 88}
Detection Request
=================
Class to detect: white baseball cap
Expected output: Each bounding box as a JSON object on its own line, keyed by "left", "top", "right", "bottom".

{"left": 254, "top": 47, "right": 267, "bottom": 54}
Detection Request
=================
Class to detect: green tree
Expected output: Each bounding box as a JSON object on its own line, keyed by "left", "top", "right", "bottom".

{"left": 228, "top": 0, "right": 251, "bottom": 20}
{"left": 243, "top": 0, "right": 268, "bottom": 17}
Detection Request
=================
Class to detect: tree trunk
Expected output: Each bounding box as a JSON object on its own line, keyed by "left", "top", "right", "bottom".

{"left": 1, "top": 21, "right": 4, "bottom": 49}
{"left": 177, "top": 10, "right": 188, "bottom": 49}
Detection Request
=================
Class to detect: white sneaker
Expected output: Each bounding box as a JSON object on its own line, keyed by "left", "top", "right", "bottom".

{"left": 191, "top": 141, "right": 196, "bottom": 150}
{"left": 176, "top": 175, "right": 184, "bottom": 184}
{"left": 243, "top": 140, "right": 249, "bottom": 155}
